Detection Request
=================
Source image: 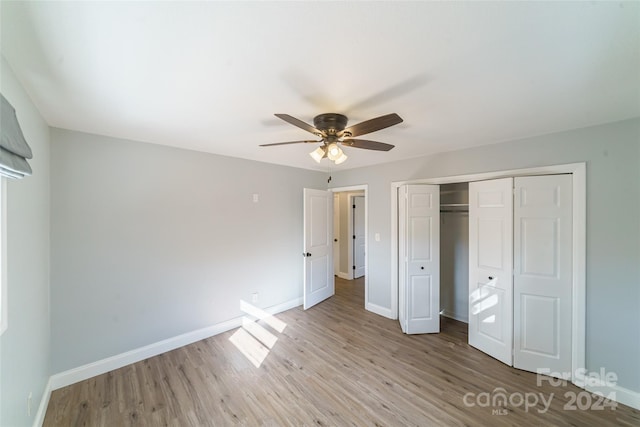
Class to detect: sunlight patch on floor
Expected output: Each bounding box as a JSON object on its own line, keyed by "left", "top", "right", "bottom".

{"left": 229, "top": 300, "right": 287, "bottom": 368}
{"left": 229, "top": 327, "right": 270, "bottom": 368}
{"left": 242, "top": 316, "right": 278, "bottom": 349}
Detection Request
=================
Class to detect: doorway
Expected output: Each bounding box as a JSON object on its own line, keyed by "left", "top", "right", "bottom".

{"left": 391, "top": 163, "right": 586, "bottom": 385}
{"left": 331, "top": 185, "right": 368, "bottom": 308}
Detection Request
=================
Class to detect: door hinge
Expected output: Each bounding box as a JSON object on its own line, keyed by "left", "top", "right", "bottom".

{"left": 353, "top": 204, "right": 356, "bottom": 209}
{"left": 353, "top": 235, "right": 356, "bottom": 239}
{"left": 353, "top": 265, "right": 356, "bottom": 270}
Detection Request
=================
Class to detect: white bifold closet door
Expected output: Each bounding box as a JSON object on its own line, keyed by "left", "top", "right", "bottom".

{"left": 468, "top": 178, "right": 514, "bottom": 365}
{"left": 398, "top": 184, "right": 440, "bottom": 334}
{"left": 513, "top": 175, "right": 572, "bottom": 374}
{"left": 469, "top": 175, "right": 572, "bottom": 374}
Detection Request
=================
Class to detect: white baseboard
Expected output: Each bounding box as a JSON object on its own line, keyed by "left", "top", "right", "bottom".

{"left": 33, "top": 377, "right": 52, "bottom": 427}
{"left": 337, "top": 272, "right": 350, "bottom": 280}
{"left": 48, "top": 297, "right": 302, "bottom": 392}
{"left": 585, "top": 381, "right": 640, "bottom": 411}
{"left": 440, "top": 310, "right": 468, "bottom": 324}
{"left": 366, "top": 302, "right": 394, "bottom": 319}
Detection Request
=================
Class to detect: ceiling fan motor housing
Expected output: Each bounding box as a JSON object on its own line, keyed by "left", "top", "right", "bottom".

{"left": 313, "top": 113, "right": 348, "bottom": 135}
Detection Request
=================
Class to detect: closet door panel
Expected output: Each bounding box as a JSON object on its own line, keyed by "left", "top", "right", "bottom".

{"left": 514, "top": 175, "right": 572, "bottom": 375}
{"left": 468, "top": 178, "right": 513, "bottom": 366}
{"left": 399, "top": 184, "right": 440, "bottom": 334}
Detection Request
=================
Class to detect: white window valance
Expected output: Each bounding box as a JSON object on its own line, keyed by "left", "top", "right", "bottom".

{"left": 0, "top": 93, "right": 33, "bottom": 179}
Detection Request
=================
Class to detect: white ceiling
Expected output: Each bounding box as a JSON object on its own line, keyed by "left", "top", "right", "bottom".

{"left": 2, "top": 1, "right": 639, "bottom": 171}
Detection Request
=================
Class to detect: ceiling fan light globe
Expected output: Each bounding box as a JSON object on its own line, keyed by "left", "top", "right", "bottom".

{"left": 327, "top": 143, "right": 342, "bottom": 161}
{"left": 334, "top": 152, "right": 348, "bottom": 165}
{"left": 309, "top": 146, "right": 325, "bottom": 163}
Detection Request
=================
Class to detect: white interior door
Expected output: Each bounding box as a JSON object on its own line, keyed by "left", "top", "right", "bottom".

{"left": 469, "top": 178, "right": 513, "bottom": 365}
{"left": 398, "top": 184, "right": 440, "bottom": 334}
{"left": 303, "top": 188, "right": 334, "bottom": 310}
{"left": 514, "top": 175, "right": 572, "bottom": 374}
{"left": 353, "top": 196, "right": 365, "bottom": 278}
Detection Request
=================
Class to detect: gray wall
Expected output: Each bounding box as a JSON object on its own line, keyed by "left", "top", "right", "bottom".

{"left": 0, "top": 57, "right": 51, "bottom": 426}
{"left": 330, "top": 118, "right": 640, "bottom": 393}
{"left": 50, "top": 129, "right": 326, "bottom": 373}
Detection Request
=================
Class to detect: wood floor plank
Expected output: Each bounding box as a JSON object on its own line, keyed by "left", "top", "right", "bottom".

{"left": 44, "top": 277, "right": 640, "bottom": 426}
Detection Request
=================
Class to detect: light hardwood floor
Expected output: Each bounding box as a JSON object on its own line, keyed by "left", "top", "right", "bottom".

{"left": 44, "top": 277, "right": 639, "bottom": 426}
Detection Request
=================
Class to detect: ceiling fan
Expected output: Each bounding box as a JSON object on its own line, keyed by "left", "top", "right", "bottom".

{"left": 260, "top": 112, "right": 403, "bottom": 165}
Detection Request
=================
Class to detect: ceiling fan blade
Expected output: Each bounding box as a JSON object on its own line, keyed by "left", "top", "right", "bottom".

{"left": 274, "top": 114, "right": 324, "bottom": 136}
{"left": 341, "top": 113, "right": 403, "bottom": 137}
{"left": 259, "top": 140, "right": 319, "bottom": 147}
{"left": 342, "top": 139, "right": 395, "bottom": 151}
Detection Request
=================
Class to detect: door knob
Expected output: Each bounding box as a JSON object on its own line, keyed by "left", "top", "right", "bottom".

{"left": 303, "top": 252, "right": 311, "bottom": 257}
{"left": 488, "top": 276, "right": 494, "bottom": 280}
{"left": 421, "top": 266, "right": 424, "bottom": 270}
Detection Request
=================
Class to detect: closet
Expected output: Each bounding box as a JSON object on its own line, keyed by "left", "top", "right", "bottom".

{"left": 398, "top": 174, "right": 573, "bottom": 374}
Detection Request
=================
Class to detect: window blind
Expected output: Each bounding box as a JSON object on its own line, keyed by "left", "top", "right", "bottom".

{"left": 0, "top": 93, "right": 33, "bottom": 179}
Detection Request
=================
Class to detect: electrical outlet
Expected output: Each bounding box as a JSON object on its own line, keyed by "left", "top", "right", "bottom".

{"left": 27, "top": 392, "right": 32, "bottom": 417}
{"left": 251, "top": 293, "right": 258, "bottom": 303}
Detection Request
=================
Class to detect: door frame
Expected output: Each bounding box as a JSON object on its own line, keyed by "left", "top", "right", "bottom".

{"left": 333, "top": 194, "right": 340, "bottom": 277}
{"left": 331, "top": 185, "right": 368, "bottom": 308}
{"left": 390, "top": 162, "right": 586, "bottom": 385}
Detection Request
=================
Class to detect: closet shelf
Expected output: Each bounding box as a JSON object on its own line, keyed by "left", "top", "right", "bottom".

{"left": 440, "top": 190, "right": 468, "bottom": 195}
{"left": 440, "top": 203, "right": 469, "bottom": 213}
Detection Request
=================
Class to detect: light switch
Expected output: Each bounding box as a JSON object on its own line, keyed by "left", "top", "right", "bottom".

{"left": 375, "top": 233, "right": 380, "bottom": 242}
{"left": 252, "top": 193, "right": 259, "bottom": 203}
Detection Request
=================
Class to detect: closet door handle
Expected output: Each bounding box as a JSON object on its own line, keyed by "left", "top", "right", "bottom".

{"left": 488, "top": 276, "right": 494, "bottom": 280}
